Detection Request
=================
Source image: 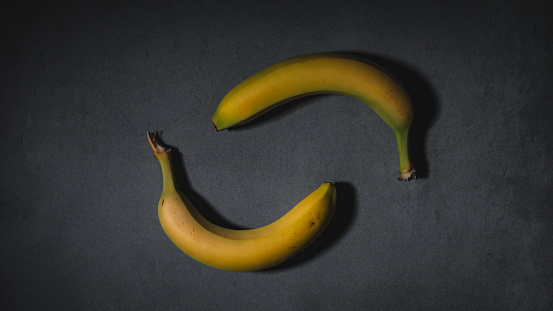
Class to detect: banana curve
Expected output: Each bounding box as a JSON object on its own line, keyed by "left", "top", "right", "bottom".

{"left": 212, "top": 52, "right": 415, "bottom": 180}
{"left": 147, "top": 132, "right": 336, "bottom": 271}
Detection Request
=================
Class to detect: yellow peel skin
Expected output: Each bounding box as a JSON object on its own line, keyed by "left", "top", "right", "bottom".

{"left": 147, "top": 132, "right": 336, "bottom": 272}
{"left": 212, "top": 53, "right": 415, "bottom": 180}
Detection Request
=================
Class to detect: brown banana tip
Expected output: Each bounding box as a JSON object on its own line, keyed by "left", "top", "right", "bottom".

{"left": 398, "top": 168, "right": 416, "bottom": 181}
{"left": 213, "top": 122, "right": 222, "bottom": 131}
{"left": 146, "top": 132, "right": 171, "bottom": 155}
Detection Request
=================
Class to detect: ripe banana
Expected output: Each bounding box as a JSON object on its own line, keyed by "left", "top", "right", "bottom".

{"left": 212, "top": 52, "right": 415, "bottom": 181}
{"left": 147, "top": 132, "right": 336, "bottom": 272}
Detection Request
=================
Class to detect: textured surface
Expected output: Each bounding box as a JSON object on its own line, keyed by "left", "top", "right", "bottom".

{"left": 1, "top": 0, "right": 552, "bottom": 310}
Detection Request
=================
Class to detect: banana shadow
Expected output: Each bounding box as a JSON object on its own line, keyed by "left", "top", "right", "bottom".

{"left": 260, "top": 181, "right": 357, "bottom": 273}
{"left": 225, "top": 52, "right": 439, "bottom": 179}
{"left": 165, "top": 142, "right": 249, "bottom": 230}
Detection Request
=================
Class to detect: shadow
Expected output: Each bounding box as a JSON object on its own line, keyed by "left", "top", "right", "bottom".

{"left": 343, "top": 51, "right": 440, "bottom": 179}
{"left": 260, "top": 182, "right": 357, "bottom": 272}
{"left": 155, "top": 133, "right": 247, "bottom": 230}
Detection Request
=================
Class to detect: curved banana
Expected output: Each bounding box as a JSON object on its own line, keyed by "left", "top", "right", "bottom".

{"left": 212, "top": 52, "right": 415, "bottom": 181}
{"left": 147, "top": 132, "right": 336, "bottom": 272}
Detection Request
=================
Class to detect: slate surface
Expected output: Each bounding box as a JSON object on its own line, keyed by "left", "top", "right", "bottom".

{"left": 1, "top": 0, "right": 552, "bottom": 310}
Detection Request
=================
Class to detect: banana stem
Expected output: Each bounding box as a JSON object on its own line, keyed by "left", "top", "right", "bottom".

{"left": 147, "top": 132, "right": 177, "bottom": 193}
{"left": 395, "top": 129, "right": 415, "bottom": 181}
{"left": 158, "top": 153, "right": 177, "bottom": 193}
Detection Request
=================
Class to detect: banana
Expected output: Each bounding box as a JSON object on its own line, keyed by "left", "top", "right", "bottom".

{"left": 147, "top": 132, "right": 336, "bottom": 272}
{"left": 212, "top": 52, "right": 415, "bottom": 181}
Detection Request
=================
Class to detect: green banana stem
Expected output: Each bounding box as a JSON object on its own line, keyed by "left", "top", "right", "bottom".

{"left": 158, "top": 153, "right": 177, "bottom": 194}
{"left": 395, "top": 129, "right": 415, "bottom": 181}
{"left": 147, "top": 132, "right": 177, "bottom": 193}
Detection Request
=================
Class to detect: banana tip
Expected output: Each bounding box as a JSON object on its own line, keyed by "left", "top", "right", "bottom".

{"left": 146, "top": 132, "right": 171, "bottom": 155}
{"left": 398, "top": 168, "right": 416, "bottom": 181}
{"left": 213, "top": 122, "right": 223, "bottom": 131}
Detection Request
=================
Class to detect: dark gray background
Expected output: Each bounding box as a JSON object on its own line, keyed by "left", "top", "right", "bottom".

{"left": 2, "top": 0, "right": 552, "bottom": 310}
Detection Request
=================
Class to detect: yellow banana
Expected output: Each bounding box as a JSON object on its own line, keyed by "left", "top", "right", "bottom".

{"left": 212, "top": 52, "right": 415, "bottom": 181}
{"left": 147, "top": 132, "right": 336, "bottom": 272}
